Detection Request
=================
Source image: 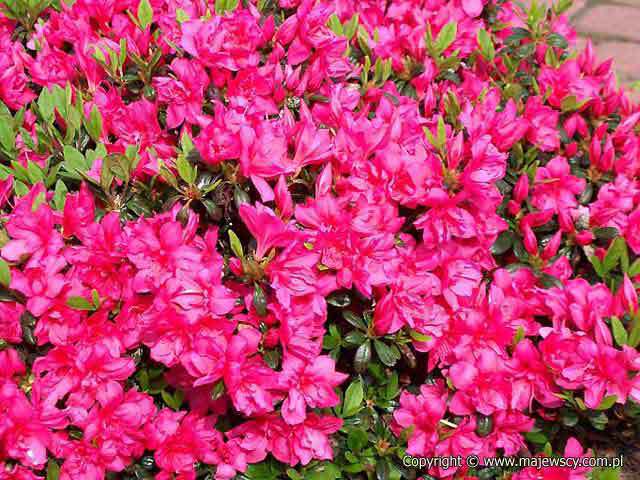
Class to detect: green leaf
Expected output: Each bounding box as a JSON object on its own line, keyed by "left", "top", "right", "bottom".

{"left": 0, "top": 258, "right": 11, "bottom": 288}
{"left": 589, "top": 255, "right": 605, "bottom": 278}
{"left": 85, "top": 105, "right": 103, "bottom": 142}
{"left": 137, "top": 0, "right": 153, "bottom": 29}
{"left": 46, "top": 460, "right": 60, "bottom": 480}
{"left": 175, "top": 7, "right": 190, "bottom": 23}
{"left": 14, "top": 180, "right": 29, "bottom": 197}
{"left": 546, "top": 33, "right": 568, "bottom": 49}
{"left": 91, "top": 289, "right": 100, "bottom": 309}
{"left": 67, "top": 296, "right": 95, "bottom": 311}
{"left": 326, "top": 14, "right": 343, "bottom": 36}
{"left": 525, "top": 431, "right": 548, "bottom": 444}
{"left": 512, "top": 325, "right": 525, "bottom": 346}
{"left": 354, "top": 340, "right": 371, "bottom": 373}
{"left": 31, "top": 192, "right": 46, "bottom": 212}
{"left": 342, "top": 310, "right": 367, "bottom": 330}
{"left": 592, "top": 467, "right": 622, "bottom": 480}
{"left": 409, "top": 329, "right": 432, "bottom": 343}
{"left": 560, "top": 94, "right": 589, "bottom": 112}
{"left": 477, "top": 28, "right": 495, "bottom": 61}
{"left": 553, "top": 0, "right": 573, "bottom": 15}
{"left": 594, "top": 227, "right": 619, "bottom": 240}
{"left": 603, "top": 237, "right": 627, "bottom": 273}
{"left": 435, "top": 22, "right": 457, "bottom": 55}
{"left": 228, "top": 230, "right": 243, "bottom": 258}
{"left": 373, "top": 339, "right": 400, "bottom": 367}
{"left": 215, "top": 0, "right": 239, "bottom": 14}
{"left": 26, "top": 161, "right": 44, "bottom": 184}
{"left": 343, "top": 13, "right": 359, "bottom": 40}
{"left": 327, "top": 291, "right": 351, "bottom": 307}
{"left": 610, "top": 316, "right": 628, "bottom": 347}
{"left": 175, "top": 154, "right": 196, "bottom": 184}
{"left": 253, "top": 283, "right": 267, "bottom": 317}
{"left": 63, "top": 145, "right": 87, "bottom": 176}
{"left": 628, "top": 259, "right": 640, "bottom": 277}
{"left": 346, "top": 428, "right": 368, "bottom": 452}
{"left": 491, "top": 230, "right": 514, "bottom": 255}
{"left": 37, "top": 88, "right": 55, "bottom": 124}
{"left": 0, "top": 117, "right": 15, "bottom": 154}
{"left": 436, "top": 116, "right": 446, "bottom": 147}
{"left": 286, "top": 469, "right": 303, "bottom": 480}
{"left": 343, "top": 330, "right": 367, "bottom": 346}
{"left": 342, "top": 378, "right": 364, "bottom": 417}
{"left": 161, "top": 389, "right": 184, "bottom": 410}
{"left": 596, "top": 394, "right": 617, "bottom": 411}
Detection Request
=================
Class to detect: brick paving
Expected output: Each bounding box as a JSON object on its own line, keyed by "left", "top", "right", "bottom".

{"left": 528, "top": 0, "right": 640, "bottom": 98}
{"left": 566, "top": 0, "right": 640, "bottom": 95}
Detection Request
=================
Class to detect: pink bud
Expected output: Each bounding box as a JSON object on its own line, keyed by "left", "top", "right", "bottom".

{"left": 229, "top": 257, "right": 243, "bottom": 276}
{"left": 522, "top": 223, "right": 538, "bottom": 256}
{"left": 565, "top": 142, "right": 578, "bottom": 157}
{"left": 507, "top": 200, "right": 521, "bottom": 216}
{"left": 558, "top": 209, "right": 575, "bottom": 233}
{"left": 524, "top": 209, "right": 554, "bottom": 228}
{"left": 541, "top": 231, "right": 562, "bottom": 261}
{"left": 275, "top": 175, "right": 293, "bottom": 219}
{"left": 575, "top": 230, "right": 594, "bottom": 246}
{"left": 513, "top": 175, "right": 529, "bottom": 203}
{"left": 564, "top": 114, "right": 578, "bottom": 138}
{"left": 315, "top": 163, "right": 333, "bottom": 197}
{"left": 620, "top": 274, "right": 638, "bottom": 313}
{"left": 600, "top": 137, "right": 615, "bottom": 172}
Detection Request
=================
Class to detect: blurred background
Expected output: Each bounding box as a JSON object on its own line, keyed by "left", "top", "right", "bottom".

{"left": 541, "top": 0, "right": 640, "bottom": 98}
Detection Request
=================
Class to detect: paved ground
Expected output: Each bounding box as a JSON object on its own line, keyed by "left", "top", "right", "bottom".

{"left": 558, "top": 0, "right": 640, "bottom": 97}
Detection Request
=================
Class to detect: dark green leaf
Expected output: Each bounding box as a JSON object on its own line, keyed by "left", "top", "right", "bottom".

{"left": 342, "top": 310, "right": 367, "bottom": 330}
{"left": 594, "top": 227, "right": 619, "bottom": 240}
{"left": 373, "top": 340, "right": 400, "bottom": 367}
{"left": 491, "top": 230, "right": 515, "bottom": 255}
{"left": 546, "top": 33, "right": 568, "bottom": 49}
{"left": 354, "top": 340, "right": 371, "bottom": 373}
{"left": 347, "top": 428, "right": 368, "bottom": 452}
{"left": 327, "top": 291, "right": 351, "bottom": 307}
{"left": 253, "top": 284, "right": 267, "bottom": 316}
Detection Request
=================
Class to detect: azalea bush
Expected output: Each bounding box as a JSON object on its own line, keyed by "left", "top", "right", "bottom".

{"left": 1, "top": 0, "right": 640, "bottom": 478}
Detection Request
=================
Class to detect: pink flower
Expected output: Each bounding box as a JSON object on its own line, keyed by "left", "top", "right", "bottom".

{"left": 532, "top": 156, "right": 586, "bottom": 213}
{"left": 239, "top": 203, "right": 293, "bottom": 260}
{"left": 391, "top": 382, "right": 448, "bottom": 457}
{"left": 76, "top": 382, "right": 156, "bottom": 472}
{"left": 145, "top": 410, "right": 219, "bottom": 477}
{"left": 0, "top": 302, "right": 25, "bottom": 344}
{"left": 1, "top": 185, "right": 64, "bottom": 266}
{"left": 153, "top": 58, "right": 209, "bottom": 129}
{"left": 280, "top": 355, "right": 347, "bottom": 424}
{"left": 524, "top": 96, "right": 560, "bottom": 152}
{"left": 268, "top": 413, "right": 342, "bottom": 466}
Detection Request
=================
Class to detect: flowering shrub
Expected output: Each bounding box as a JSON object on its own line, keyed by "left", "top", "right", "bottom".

{"left": 1, "top": 0, "right": 640, "bottom": 478}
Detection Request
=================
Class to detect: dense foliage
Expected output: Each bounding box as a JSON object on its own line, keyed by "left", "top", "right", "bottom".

{"left": 1, "top": 0, "right": 640, "bottom": 478}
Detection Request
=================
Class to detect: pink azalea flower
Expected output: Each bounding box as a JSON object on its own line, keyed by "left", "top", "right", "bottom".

{"left": 532, "top": 156, "right": 586, "bottom": 213}
{"left": 280, "top": 355, "right": 347, "bottom": 424}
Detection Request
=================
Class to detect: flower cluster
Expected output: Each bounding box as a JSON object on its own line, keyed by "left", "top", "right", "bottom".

{"left": 0, "top": 0, "right": 639, "bottom": 479}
